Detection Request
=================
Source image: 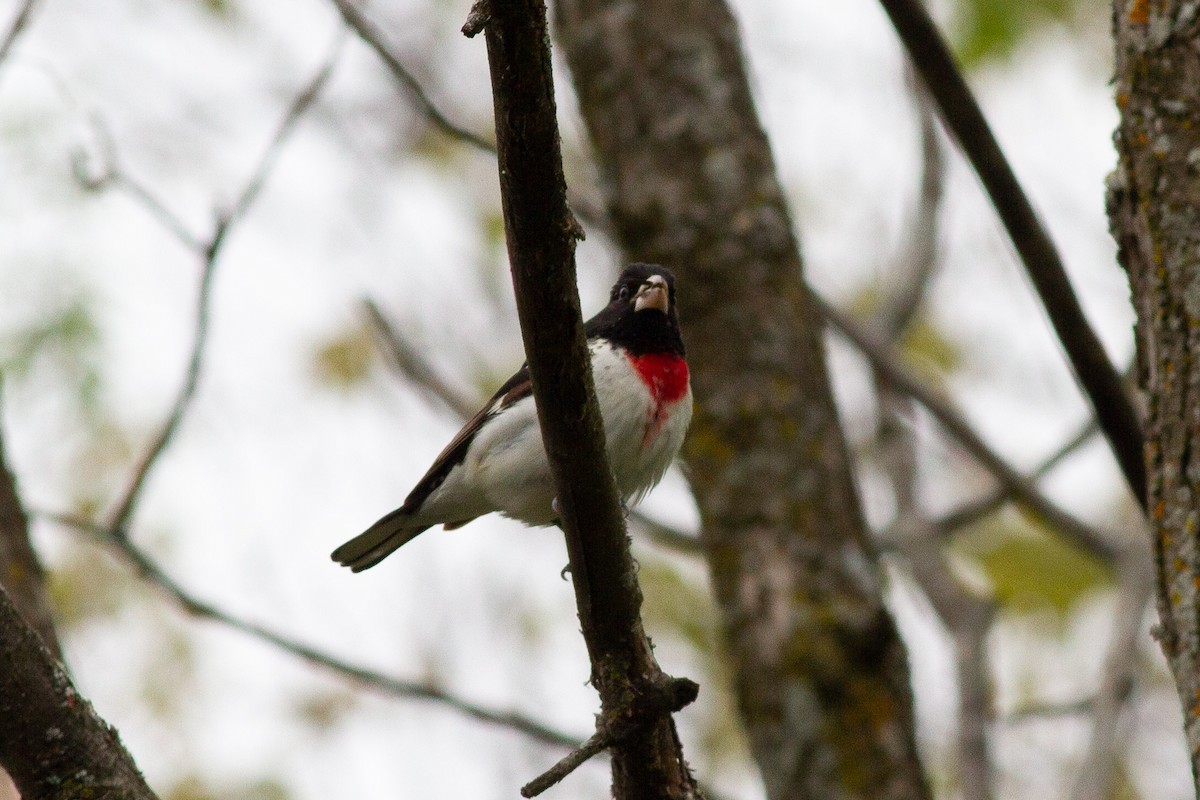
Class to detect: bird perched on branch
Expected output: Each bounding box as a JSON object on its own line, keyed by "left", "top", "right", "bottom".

{"left": 332, "top": 263, "right": 692, "bottom": 572}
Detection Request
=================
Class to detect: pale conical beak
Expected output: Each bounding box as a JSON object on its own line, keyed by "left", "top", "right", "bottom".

{"left": 634, "top": 277, "right": 669, "bottom": 313}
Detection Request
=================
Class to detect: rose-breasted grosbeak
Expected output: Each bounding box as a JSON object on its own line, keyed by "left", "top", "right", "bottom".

{"left": 332, "top": 263, "right": 692, "bottom": 572}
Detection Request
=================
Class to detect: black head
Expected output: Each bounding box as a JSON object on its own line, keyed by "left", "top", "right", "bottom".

{"left": 585, "top": 263, "right": 685, "bottom": 357}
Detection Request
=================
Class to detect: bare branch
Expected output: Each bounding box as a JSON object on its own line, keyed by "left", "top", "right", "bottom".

{"left": 329, "top": 0, "right": 493, "bottom": 153}
{"left": 522, "top": 727, "right": 615, "bottom": 797}
{"left": 0, "top": 0, "right": 40, "bottom": 81}
{"left": 934, "top": 418, "right": 1100, "bottom": 535}
{"left": 875, "top": 0, "right": 1146, "bottom": 508}
{"left": 103, "top": 43, "right": 341, "bottom": 535}
{"left": 1069, "top": 543, "right": 1153, "bottom": 800}
{"left": 37, "top": 509, "right": 582, "bottom": 750}
{"left": 520, "top": 676, "right": 697, "bottom": 798}
{"left": 815, "top": 292, "right": 1119, "bottom": 564}
{"left": 72, "top": 118, "right": 208, "bottom": 253}
{"left": 470, "top": 1, "right": 701, "bottom": 795}
{"left": 895, "top": 527, "right": 996, "bottom": 800}
{"left": 362, "top": 299, "right": 481, "bottom": 419}
{"left": 872, "top": 78, "right": 945, "bottom": 340}
{"left": 0, "top": 581, "right": 159, "bottom": 799}
{"left": 629, "top": 510, "right": 703, "bottom": 555}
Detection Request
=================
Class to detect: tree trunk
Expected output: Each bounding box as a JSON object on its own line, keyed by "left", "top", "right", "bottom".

{"left": 553, "top": 2, "right": 931, "bottom": 798}
{"left": 1110, "top": 0, "right": 1200, "bottom": 788}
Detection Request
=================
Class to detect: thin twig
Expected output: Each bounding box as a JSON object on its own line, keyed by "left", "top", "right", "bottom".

{"left": 815, "top": 291, "right": 1119, "bottom": 564}
{"left": 329, "top": 0, "right": 494, "bottom": 152}
{"left": 872, "top": 77, "right": 945, "bottom": 340}
{"left": 875, "top": 0, "right": 1146, "bottom": 508}
{"left": 362, "top": 299, "right": 481, "bottom": 420}
{"left": 37, "top": 509, "right": 581, "bottom": 749}
{"left": 935, "top": 418, "right": 1100, "bottom": 535}
{"left": 72, "top": 117, "right": 209, "bottom": 253}
{"left": 0, "top": 0, "right": 40, "bottom": 79}
{"left": 629, "top": 510, "right": 703, "bottom": 555}
{"left": 103, "top": 43, "right": 342, "bottom": 535}
{"left": 522, "top": 727, "right": 614, "bottom": 797}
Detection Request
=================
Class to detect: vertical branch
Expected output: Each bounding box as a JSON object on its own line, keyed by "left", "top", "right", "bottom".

{"left": 1111, "top": 0, "right": 1200, "bottom": 786}
{"left": 1068, "top": 544, "right": 1153, "bottom": 800}
{"left": 464, "top": 2, "right": 700, "bottom": 797}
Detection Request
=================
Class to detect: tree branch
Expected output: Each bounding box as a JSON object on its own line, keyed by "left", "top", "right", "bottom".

{"left": 0, "top": 581, "right": 159, "bottom": 799}
{"left": 816, "top": 292, "right": 1119, "bottom": 564}
{"left": 101, "top": 43, "right": 340, "bottom": 535}
{"left": 467, "top": 1, "right": 700, "bottom": 795}
{"left": 875, "top": 0, "right": 1147, "bottom": 508}
{"left": 1068, "top": 542, "right": 1152, "bottom": 800}
{"left": 37, "top": 509, "right": 582, "bottom": 750}
{"left": 0, "top": 0, "right": 40, "bottom": 81}
{"left": 934, "top": 417, "right": 1100, "bottom": 535}
{"left": 362, "top": 299, "right": 481, "bottom": 420}
{"left": 329, "top": 0, "right": 494, "bottom": 153}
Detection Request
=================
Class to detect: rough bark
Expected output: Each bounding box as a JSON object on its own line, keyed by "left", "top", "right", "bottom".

{"left": 553, "top": 2, "right": 930, "bottom": 799}
{"left": 1110, "top": 0, "right": 1200, "bottom": 787}
{"left": 0, "top": 581, "right": 158, "bottom": 800}
{"left": 467, "top": 2, "right": 700, "bottom": 796}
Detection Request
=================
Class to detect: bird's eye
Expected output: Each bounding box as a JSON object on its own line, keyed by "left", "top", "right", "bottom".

{"left": 618, "top": 285, "right": 631, "bottom": 300}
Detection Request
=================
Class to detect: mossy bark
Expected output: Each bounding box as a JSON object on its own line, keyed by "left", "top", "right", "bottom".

{"left": 554, "top": 1, "right": 931, "bottom": 798}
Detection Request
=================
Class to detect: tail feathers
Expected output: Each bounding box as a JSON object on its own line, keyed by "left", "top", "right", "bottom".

{"left": 331, "top": 509, "right": 430, "bottom": 572}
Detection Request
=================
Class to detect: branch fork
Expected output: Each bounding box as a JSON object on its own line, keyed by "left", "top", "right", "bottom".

{"left": 522, "top": 673, "right": 700, "bottom": 798}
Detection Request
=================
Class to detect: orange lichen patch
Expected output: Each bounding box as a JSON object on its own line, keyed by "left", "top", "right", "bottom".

{"left": 1117, "top": 92, "right": 1131, "bottom": 108}
{"left": 1129, "top": 0, "right": 1149, "bottom": 25}
{"left": 1155, "top": 499, "right": 1167, "bottom": 520}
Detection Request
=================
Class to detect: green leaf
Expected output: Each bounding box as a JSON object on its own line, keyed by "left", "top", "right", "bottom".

{"left": 311, "top": 323, "right": 376, "bottom": 390}
{"left": 950, "top": 512, "right": 1113, "bottom": 617}
{"left": 952, "top": 0, "right": 1082, "bottom": 67}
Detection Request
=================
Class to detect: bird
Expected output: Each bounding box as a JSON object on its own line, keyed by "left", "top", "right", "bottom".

{"left": 332, "top": 263, "right": 692, "bottom": 572}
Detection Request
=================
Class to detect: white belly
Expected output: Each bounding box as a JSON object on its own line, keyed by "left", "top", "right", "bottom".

{"left": 448, "top": 340, "right": 692, "bottom": 526}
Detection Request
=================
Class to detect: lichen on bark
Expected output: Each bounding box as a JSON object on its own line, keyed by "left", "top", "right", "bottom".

{"left": 1110, "top": 0, "right": 1200, "bottom": 786}
{"left": 554, "top": 0, "right": 930, "bottom": 797}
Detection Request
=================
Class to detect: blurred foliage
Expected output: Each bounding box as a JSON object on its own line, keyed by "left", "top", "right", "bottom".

{"left": 292, "top": 689, "right": 358, "bottom": 733}
{"left": 140, "top": 622, "right": 198, "bottom": 719}
{"left": 1110, "top": 764, "right": 1145, "bottom": 800}
{"left": 951, "top": 512, "right": 1112, "bottom": 617}
{"left": 1, "top": 296, "right": 102, "bottom": 417}
{"left": 166, "top": 775, "right": 290, "bottom": 800}
{"left": 951, "top": 0, "right": 1085, "bottom": 66}
{"left": 48, "top": 544, "right": 132, "bottom": 629}
{"left": 635, "top": 555, "right": 754, "bottom": 769}
{"left": 198, "top": 0, "right": 235, "bottom": 18}
{"left": 67, "top": 419, "right": 136, "bottom": 512}
{"left": 637, "top": 558, "right": 719, "bottom": 653}
{"left": 900, "top": 317, "right": 960, "bottom": 376}
{"left": 848, "top": 285, "right": 961, "bottom": 376}
{"left": 311, "top": 322, "right": 377, "bottom": 390}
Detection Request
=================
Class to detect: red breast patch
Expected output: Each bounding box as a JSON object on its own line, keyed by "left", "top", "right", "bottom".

{"left": 629, "top": 353, "right": 689, "bottom": 406}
